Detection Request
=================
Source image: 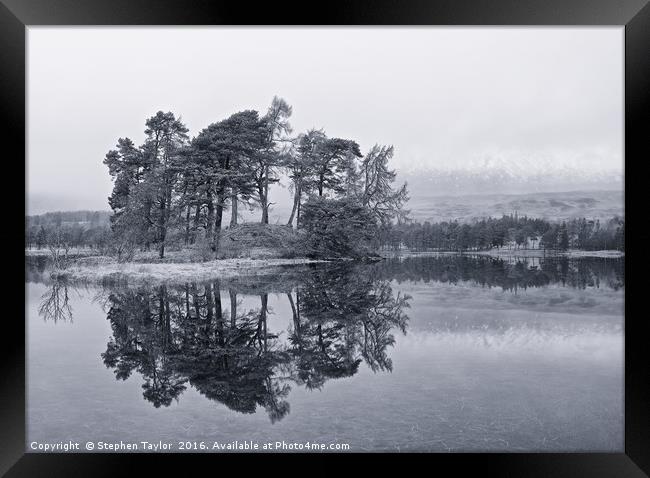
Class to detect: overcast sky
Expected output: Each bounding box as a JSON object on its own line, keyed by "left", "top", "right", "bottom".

{"left": 27, "top": 27, "right": 623, "bottom": 214}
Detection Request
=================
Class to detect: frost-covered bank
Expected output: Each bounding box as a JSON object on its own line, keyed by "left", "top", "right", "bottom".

{"left": 43, "top": 256, "right": 327, "bottom": 286}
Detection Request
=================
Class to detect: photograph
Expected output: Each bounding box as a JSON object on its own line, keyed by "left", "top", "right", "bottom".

{"left": 24, "top": 26, "right": 625, "bottom": 453}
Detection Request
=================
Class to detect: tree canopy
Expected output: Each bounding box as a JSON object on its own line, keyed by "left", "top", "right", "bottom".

{"left": 102, "top": 98, "right": 409, "bottom": 259}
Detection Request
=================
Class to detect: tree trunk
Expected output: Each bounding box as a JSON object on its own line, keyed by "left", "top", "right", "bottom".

{"left": 160, "top": 179, "right": 173, "bottom": 258}
{"left": 287, "top": 183, "right": 301, "bottom": 227}
{"left": 262, "top": 167, "right": 269, "bottom": 224}
{"left": 261, "top": 203, "right": 268, "bottom": 224}
{"left": 230, "top": 189, "right": 238, "bottom": 227}
{"left": 144, "top": 198, "right": 152, "bottom": 251}
{"left": 215, "top": 190, "right": 224, "bottom": 254}
{"left": 192, "top": 202, "right": 201, "bottom": 244}
{"left": 257, "top": 182, "right": 268, "bottom": 225}
{"left": 206, "top": 196, "right": 214, "bottom": 239}
{"left": 215, "top": 201, "right": 223, "bottom": 232}
{"left": 184, "top": 204, "right": 191, "bottom": 245}
{"left": 158, "top": 198, "right": 166, "bottom": 259}
{"left": 318, "top": 173, "right": 324, "bottom": 196}
{"left": 296, "top": 196, "right": 302, "bottom": 226}
{"left": 208, "top": 186, "right": 226, "bottom": 257}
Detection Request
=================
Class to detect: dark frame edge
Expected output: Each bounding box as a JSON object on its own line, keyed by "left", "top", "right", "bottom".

{"left": 0, "top": 1, "right": 26, "bottom": 476}
{"left": 1, "top": 0, "right": 650, "bottom": 25}
{"left": 3, "top": 453, "right": 650, "bottom": 478}
{"left": 624, "top": 1, "right": 650, "bottom": 476}
{"left": 1, "top": 0, "right": 649, "bottom": 476}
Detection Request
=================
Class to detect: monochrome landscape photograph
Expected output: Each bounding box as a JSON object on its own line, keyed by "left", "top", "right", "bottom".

{"left": 26, "top": 27, "right": 624, "bottom": 452}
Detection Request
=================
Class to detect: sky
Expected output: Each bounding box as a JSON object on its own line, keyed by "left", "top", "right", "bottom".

{"left": 27, "top": 27, "right": 623, "bottom": 214}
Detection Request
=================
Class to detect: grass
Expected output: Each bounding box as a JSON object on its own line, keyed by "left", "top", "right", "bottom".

{"left": 45, "top": 256, "right": 327, "bottom": 286}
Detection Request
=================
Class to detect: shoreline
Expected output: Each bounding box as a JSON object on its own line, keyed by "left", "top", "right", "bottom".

{"left": 26, "top": 252, "right": 328, "bottom": 286}
{"left": 26, "top": 246, "right": 624, "bottom": 286}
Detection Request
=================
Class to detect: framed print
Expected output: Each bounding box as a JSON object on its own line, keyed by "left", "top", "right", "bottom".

{"left": 3, "top": 0, "right": 649, "bottom": 475}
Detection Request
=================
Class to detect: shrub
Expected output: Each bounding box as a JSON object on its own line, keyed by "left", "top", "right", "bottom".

{"left": 185, "top": 237, "right": 214, "bottom": 262}
{"left": 299, "top": 197, "right": 378, "bottom": 259}
{"left": 108, "top": 239, "right": 136, "bottom": 263}
{"left": 47, "top": 228, "right": 72, "bottom": 270}
{"left": 217, "top": 224, "right": 306, "bottom": 259}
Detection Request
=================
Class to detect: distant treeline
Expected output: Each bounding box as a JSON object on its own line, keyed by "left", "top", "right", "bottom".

{"left": 27, "top": 210, "right": 111, "bottom": 227}
{"left": 25, "top": 211, "right": 111, "bottom": 250}
{"left": 25, "top": 210, "right": 625, "bottom": 255}
{"left": 378, "top": 214, "right": 625, "bottom": 252}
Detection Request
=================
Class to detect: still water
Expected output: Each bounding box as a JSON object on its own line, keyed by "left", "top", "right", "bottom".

{"left": 26, "top": 255, "right": 624, "bottom": 452}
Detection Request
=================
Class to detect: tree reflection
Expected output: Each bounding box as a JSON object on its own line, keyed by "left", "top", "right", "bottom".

{"left": 288, "top": 266, "right": 410, "bottom": 389}
{"left": 38, "top": 280, "right": 73, "bottom": 323}
{"left": 96, "top": 266, "right": 410, "bottom": 421}
{"left": 373, "top": 255, "right": 624, "bottom": 292}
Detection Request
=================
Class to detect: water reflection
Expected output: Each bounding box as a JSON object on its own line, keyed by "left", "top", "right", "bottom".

{"left": 374, "top": 255, "right": 624, "bottom": 291}
{"left": 38, "top": 279, "right": 73, "bottom": 323}
{"left": 33, "top": 255, "right": 623, "bottom": 422}
{"left": 85, "top": 266, "right": 409, "bottom": 421}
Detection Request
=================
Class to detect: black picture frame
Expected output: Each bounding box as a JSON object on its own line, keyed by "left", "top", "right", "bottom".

{"left": 3, "top": 0, "right": 649, "bottom": 476}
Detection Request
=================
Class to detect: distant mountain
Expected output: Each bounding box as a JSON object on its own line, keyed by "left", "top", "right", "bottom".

{"left": 390, "top": 163, "right": 623, "bottom": 223}
{"left": 404, "top": 190, "right": 623, "bottom": 223}
{"left": 397, "top": 165, "right": 622, "bottom": 198}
